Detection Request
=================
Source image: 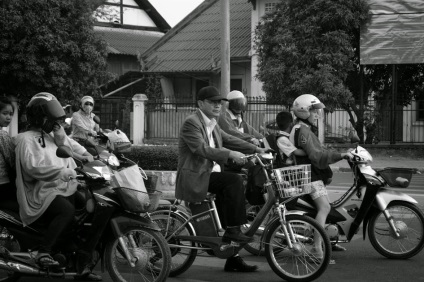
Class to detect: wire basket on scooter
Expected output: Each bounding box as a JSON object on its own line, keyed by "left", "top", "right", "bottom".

{"left": 273, "top": 165, "right": 312, "bottom": 199}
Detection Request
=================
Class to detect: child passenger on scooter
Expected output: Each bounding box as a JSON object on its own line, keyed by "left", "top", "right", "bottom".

{"left": 0, "top": 96, "right": 18, "bottom": 211}
{"left": 275, "top": 111, "right": 306, "bottom": 167}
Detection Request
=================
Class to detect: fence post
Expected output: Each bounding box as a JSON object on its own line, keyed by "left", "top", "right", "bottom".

{"left": 132, "top": 94, "right": 148, "bottom": 145}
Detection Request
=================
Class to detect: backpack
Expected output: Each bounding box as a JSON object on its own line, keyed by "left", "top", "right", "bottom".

{"left": 265, "top": 133, "right": 291, "bottom": 169}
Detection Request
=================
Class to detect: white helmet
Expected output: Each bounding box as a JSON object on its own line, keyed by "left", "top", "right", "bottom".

{"left": 227, "top": 90, "right": 245, "bottom": 100}
{"left": 292, "top": 94, "right": 325, "bottom": 120}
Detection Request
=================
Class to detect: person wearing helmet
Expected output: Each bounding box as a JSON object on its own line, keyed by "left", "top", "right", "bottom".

{"left": 14, "top": 92, "right": 76, "bottom": 267}
{"left": 218, "top": 90, "right": 263, "bottom": 146}
{"left": 289, "top": 94, "right": 352, "bottom": 256}
{"left": 14, "top": 93, "right": 101, "bottom": 280}
{"left": 71, "top": 96, "right": 100, "bottom": 142}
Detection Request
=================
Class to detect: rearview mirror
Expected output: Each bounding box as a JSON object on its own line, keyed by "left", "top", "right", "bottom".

{"left": 56, "top": 146, "right": 73, "bottom": 158}
{"left": 93, "top": 115, "right": 100, "bottom": 124}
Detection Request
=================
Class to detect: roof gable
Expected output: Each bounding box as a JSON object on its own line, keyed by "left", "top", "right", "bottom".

{"left": 142, "top": 0, "right": 252, "bottom": 73}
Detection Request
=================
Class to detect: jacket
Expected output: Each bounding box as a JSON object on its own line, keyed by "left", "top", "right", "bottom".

{"left": 176, "top": 109, "right": 258, "bottom": 203}
{"left": 217, "top": 109, "right": 263, "bottom": 142}
{"left": 290, "top": 121, "right": 342, "bottom": 182}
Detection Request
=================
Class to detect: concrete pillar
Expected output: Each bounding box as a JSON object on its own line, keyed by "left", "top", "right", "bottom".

{"left": 132, "top": 94, "right": 148, "bottom": 145}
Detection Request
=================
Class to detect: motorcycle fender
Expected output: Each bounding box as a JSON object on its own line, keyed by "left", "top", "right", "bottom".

{"left": 110, "top": 214, "right": 161, "bottom": 238}
{"left": 375, "top": 188, "right": 418, "bottom": 211}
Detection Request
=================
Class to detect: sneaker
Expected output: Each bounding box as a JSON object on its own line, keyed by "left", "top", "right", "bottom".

{"left": 224, "top": 256, "right": 258, "bottom": 272}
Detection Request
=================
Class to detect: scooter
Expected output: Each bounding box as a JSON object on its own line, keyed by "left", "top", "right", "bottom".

{"left": 246, "top": 135, "right": 424, "bottom": 259}
{"left": 0, "top": 146, "right": 171, "bottom": 282}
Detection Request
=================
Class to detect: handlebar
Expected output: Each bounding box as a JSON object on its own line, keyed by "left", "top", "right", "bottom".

{"left": 242, "top": 153, "right": 273, "bottom": 168}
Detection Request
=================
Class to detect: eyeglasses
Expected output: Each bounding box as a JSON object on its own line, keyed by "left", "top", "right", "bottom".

{"left": 84, "top": 102, "right": 93, "bottom": 106}
{"left": 204, "top": 99, "right": 223, "bottom": 106}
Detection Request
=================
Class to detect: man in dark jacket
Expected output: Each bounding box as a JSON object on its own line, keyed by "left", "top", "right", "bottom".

{"left": 176, "top": 86, "right": 267, "bottom": 272}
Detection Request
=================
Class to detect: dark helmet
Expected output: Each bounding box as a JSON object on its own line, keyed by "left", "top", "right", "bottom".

{"left": 227, "top": 90, "right": 247, "bottom": 113}
{"left": 26, "top": 92, "right": 66, "bottom": 131}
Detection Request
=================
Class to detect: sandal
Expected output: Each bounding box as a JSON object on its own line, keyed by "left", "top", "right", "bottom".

{"left": 35, "top": 253, "right": 59, "bottom": 267}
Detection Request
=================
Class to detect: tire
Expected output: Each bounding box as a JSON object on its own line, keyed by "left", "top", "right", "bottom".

{"left": 264, "top": 214, "right": 331, "bottom": 282}
{"left": 368, "top": 201, "right": 424, "bottom": 259}
{"left": 150, "top": 210, "right": 197, "bottom": 277}
{"left": 104, "top": 227, "right": 171, "bottom": 282}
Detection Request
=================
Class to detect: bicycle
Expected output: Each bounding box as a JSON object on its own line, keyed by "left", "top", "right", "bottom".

{"left": 149, "top": 153, "right": 332, "bottom": 281}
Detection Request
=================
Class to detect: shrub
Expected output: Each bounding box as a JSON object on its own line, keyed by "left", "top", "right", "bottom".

{"left": 125, "top": 145, "right": 178, "bottom": 171}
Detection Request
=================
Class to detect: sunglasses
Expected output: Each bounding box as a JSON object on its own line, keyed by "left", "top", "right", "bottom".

{"left": 84, "top": 102, "right": 93, "bottom": 106}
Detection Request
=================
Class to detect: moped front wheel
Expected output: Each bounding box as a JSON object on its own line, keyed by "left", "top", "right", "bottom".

{"left": 105, "top": 227, "right": 171, "bottom": 282}
{"left": 368, "top": 201, "right": 424, "bottom": 259}
{"left": 264, "top": 214, "right": 331, "bottom": 282}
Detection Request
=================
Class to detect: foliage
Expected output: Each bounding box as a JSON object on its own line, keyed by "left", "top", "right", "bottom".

{"left": 255, "top": 0, "right": 369, "bottom": 110}
{"left": 0, "top": 0, "right": 113, "bottom": 107}
{"left": 125, "top": 145, "right": 178, "bottom": 171}
{"left": 145, "top": 75, "right": 163, "bottom": 101}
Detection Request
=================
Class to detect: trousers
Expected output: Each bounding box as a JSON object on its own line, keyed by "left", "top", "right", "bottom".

{"left": 208, "top": 171, "right": 247, "bottom": 228}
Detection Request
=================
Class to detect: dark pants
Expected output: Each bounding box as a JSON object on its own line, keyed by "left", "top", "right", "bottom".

{"left": 208, "top": 172, "right": 247, "bottom": 228}
{"left": 35, "top": 195, "right": 76, "bottom": 253}
{"left": 0, "top": 182, "right": 19, "bottom": 212}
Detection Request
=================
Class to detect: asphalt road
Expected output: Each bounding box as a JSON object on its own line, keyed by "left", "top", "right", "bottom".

{"left": 15, "top": 172, "right": 424, "bottom": 282}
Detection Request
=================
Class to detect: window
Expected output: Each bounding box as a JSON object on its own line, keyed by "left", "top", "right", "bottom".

{"left": 265, "top": 2, "right": 278, "bottom": 13}
{"left": 418, "top": 100, "right": 424, "bottom": 121}
{"left": 230, "top": 79, "right": 243, "bottom": 92}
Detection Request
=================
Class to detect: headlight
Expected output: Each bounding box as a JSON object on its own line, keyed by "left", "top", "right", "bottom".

{"left": 107, "top": 155, "right": 120, "bottom": 167}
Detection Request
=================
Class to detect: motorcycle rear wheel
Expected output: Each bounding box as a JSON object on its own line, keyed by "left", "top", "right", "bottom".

{"left": 150, "top": 210, "right": 197, "bottom": 277}
{"left": 368, "top": 201, "right": 424, "bottom": 259}
{"left": 104, "top": 227, "right": 171, "bottom": 282}
{"left": 265, "top": 214, "right": 331, "bottom": 282}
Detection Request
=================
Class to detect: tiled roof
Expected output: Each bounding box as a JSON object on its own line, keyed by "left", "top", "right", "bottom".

{"left": 142, "top": 0, "right": 252, "bottom": 73}
{"left": 94, "top": 26, "right": 164, "bottom": 56}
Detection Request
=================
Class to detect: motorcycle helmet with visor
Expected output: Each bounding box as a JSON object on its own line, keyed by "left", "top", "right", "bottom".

{"left": 227, "top": 90, "right": 247, "bottom": 113}
{"left": 292, "top": 94, "right": 325, "bottom": 120}
{"left": 26, "top": 92, "right": 66, "bottom": 133}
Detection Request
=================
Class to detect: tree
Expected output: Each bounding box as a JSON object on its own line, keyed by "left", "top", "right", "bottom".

{"left": 0, "top": 0, "right": 112, "bottom": 107}
{"left": 254, "top": 0, "right": 370, "bottom": 139}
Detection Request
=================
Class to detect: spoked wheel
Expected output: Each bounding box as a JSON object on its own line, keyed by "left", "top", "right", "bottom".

{"left": 264, "top": 214, "right": 331, "bottom": 282}
{"left": 243, "top": 204, "right": 274, "bottom": 256}
{"left": 150, "top": 210, "right": 197, "bottom": 277}
{"left": 368, "top": 201, "right": 424, "bottom": 259}
{"left": 105, "top": 227, "right": 171, "bottom": 282}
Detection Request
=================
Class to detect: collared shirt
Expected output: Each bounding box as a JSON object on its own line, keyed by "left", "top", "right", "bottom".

{"left": 199, "top": 110, "right": 221, "bottom": 172}
{"left": 227, "top": 109, "right": 244, "bottom": 133}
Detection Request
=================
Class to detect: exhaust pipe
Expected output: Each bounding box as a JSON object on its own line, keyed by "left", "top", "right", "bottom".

{"left": 0, "top": 258, "right": 42, "bottom": 275}
{"left": 0, "top": 258, "right": 77, "bottom": 277}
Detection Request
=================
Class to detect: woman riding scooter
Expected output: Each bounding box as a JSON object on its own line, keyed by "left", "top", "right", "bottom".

{"left": 72, "top": 96, "right": 100, "bottom": 144}
{"left": 14, "top": 92, "right": 101, "bottom": 281}
{"left": 290, "top": 94, "right": 352, "bottom": 255}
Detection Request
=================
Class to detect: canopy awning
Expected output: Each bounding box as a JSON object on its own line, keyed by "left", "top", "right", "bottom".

{"left": 360, "top": 0, "right": 424, "bottom": 65}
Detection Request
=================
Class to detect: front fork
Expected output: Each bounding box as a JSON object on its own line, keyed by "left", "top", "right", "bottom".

{"left": 276, "top": 205, "right": 297, "bottom": 249}
{"left": 381, "top": 209, "right": 401, "bottom": 238}
{"left": 118, "top": 232, "right": 138, "bottom": 267}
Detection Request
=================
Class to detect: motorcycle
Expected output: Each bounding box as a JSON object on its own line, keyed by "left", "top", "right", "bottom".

{"left": 0, "top": 146, "right": 171, "bottom": 282}
{"left": 245, "top": 136, "right": 424, "bottom": 259}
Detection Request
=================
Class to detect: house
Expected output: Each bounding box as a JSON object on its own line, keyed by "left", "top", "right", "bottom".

{"left": 92, "top": 0, "right": 171, "bottom": 132}
{"left": 140, "top": 0, "right": 424, "bottom": 144}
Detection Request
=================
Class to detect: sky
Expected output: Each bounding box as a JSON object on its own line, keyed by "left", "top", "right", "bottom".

{"left": 149, "top": 0, "right": 204, "bottom": 27}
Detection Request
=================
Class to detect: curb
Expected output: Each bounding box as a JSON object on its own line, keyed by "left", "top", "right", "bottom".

{"left": 331, "top": 166, "right": 424, "bottom": 173}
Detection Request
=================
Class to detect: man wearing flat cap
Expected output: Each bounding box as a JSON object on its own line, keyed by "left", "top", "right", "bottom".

{"left": 176, "top": 86, "right": 268, "bottom": 272}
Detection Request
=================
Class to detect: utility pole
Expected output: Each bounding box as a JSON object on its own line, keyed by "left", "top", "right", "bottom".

{"left": 220, "top": 0, "right": 230, "bottom": 97}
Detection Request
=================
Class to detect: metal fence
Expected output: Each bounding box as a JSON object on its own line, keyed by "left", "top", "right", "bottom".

{"left": 145, "top": 99, "right": 424, "bottom": 144}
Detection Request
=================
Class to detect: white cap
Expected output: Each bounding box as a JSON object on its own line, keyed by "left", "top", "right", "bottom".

{"left": 227, "top": 90, "right": 245, "bottom": 100}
